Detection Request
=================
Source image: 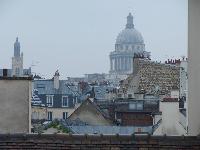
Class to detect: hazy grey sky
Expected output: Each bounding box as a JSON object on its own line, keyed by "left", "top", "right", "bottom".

{"left": 0, "top": 0, "right": 187, "bottom": 78}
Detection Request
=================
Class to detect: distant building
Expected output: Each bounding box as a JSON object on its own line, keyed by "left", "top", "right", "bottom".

{"left": 67, "top": 98, "right": 159, "bottom": 134}
{"left": 32, "top": 70, "right": 81, "bottom": 121}
{"left": 12, "top": 37, "right": 23, "bottom": 76}
{"left": 95, "top": 98, "right": 160, "bottom": 128}
{"left": 0, "top": 74, "right": 32, "bottom": 133}
{"left": 84, "top": 73, "right": 106, "bottom": 83}
{"left": 111, "top": 99, "right": 160, "bottom": 127}
{"left": 0, "top": 37, "right": 31, "bottom": 77}
{"left": 109, "top": 13, "right": 150, "bottom": 79}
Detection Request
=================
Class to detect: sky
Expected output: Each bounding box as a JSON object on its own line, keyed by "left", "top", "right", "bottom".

{"left": 0, "top": 0, "right": 187, "bottom": 78}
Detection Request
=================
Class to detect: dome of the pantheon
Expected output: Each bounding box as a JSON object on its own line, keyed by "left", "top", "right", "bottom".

{"left": 116, "top": 13, "right": 144, "bottom": 45}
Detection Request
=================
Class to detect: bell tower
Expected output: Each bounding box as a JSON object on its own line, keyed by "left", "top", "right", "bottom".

{"left": 12, "top": 37, "right": 23, "bottom": 77}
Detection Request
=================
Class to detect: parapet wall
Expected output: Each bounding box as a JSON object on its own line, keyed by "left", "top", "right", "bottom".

{"left": 0, "top": 134, "right": 199, "bottom": 149}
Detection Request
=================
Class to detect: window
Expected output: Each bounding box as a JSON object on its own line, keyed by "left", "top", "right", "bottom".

{"left": 137, "top": 128, "right": 142, "bottom": 133}
{"left": 62, "top": 96, "right": 68, "bottom": 107}
{"left": 129, "top": 102, "right": 144, "bottom": 110}
{"left": 37, "top": 84, "right": 45, "bottom": 88}
{"left": 137, "top": 103, "right": 143, "bottom": 110}
{"left": 63, "top": 112, "right": 68, "bottom": 120}
{"left": 46, "top": 95, "right": 54, "bottom": 107}
{"left": 118, "top": 94, "right": 122, "bottom": 98}
{"left": 129, "top": 103, "right": 136, "bottom": 110}
{"left": 128, "top": 94, "right": 132, "bottom": 98}
{"left": 47, "top": 111, "right": 52, "bottom": 121}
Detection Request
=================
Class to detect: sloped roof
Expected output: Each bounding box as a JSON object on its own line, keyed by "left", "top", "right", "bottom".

{"left": 33, "top": 79, "right": 79, "bottom": 95}
{"left": 68, "top": 98, "right": 112, "bottom": 123}
{"left": 69, "top": 125, "right": 152, "bottom": 134}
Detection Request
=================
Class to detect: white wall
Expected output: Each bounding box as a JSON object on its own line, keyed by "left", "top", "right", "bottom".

{"left": 188, "top": 0, "right": 200, "bottom": 135}
{"left": 0, "top": 78, "right": 32, "bottom": 133}
{"left": 158, "top": 101, "right": 186, "bottom": 135}
{"left": 160, "top": 102, "right": 179, "bottom": 135}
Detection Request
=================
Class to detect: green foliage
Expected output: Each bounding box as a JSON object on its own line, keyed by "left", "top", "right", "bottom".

{"left": 47, "top": 120, "right": 70, "bottom": 133}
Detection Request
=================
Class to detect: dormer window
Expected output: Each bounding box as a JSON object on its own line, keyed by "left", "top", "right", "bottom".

{"left": 62, "top": 96, "right": 69, "bottom": 107}
{"left": 46, "top": 95, "right": 54, "bottom": 107}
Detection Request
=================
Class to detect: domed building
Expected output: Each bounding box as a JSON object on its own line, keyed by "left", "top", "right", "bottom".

{"left": 109, "top": 13, "right": 150, "bottom": 76}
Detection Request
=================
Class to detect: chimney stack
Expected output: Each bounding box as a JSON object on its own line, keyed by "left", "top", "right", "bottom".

{"left": 54, "top": 70, "right": 60, "bottom": 89}
{"left": 3, "top": 69, "right": 8, "bottom": 77}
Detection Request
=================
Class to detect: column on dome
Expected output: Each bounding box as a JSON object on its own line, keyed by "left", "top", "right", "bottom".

{"left": 128, "top": 57, "right": 131, "bottom": 70}
{"left": 119, "top": 57, "right": 121, "bottom": 71}
{"left": 114, "top": 57, "right": 117, "bottom": 71}
{"left": 110, "top": 58, "right": 113, "bottom": 71}
{"left": 116, "top": 57, "right": 119, "bottom": 71}
{"left": 120, "top": 57, "right": 122, "bottom": 71}
{"left": 117, "top": 57, "right": 120, "bottom": 71}
{"left": 125, "top": 56, "right": 128, "bottom": 71}
{"left": 130, "top": 57, "right": 133, "bottom": 73}
{"left": 118, "top": 57, "right": 120, "bottom": 71}
{"left": 127, "top": 57, "right": 129, "bottom": 70}
{"left": 121, "top": 57, "right": 123, "bottom": 71}
{"left": 123, "top": 56, "right": 126, "bottom": 70}
{"left": 112, "top": 59, "right": 115, "bottom": 71}
{"left": 121, "top": 57, "right": 124, "bottom": 71}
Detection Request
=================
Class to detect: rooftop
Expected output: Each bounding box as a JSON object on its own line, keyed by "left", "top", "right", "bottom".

{"left": 0, "top": 76, "right": 33, "bottom": 80}
{"left": 0, "top": 134, "right": 199, "bottom": 149}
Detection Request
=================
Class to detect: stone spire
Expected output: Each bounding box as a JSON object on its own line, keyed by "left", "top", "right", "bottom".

{"left": 14, "top": 37, "right": 20, "bottom": 57}
{"left": 126, "top": 13, "right": 134, "bottom": 29}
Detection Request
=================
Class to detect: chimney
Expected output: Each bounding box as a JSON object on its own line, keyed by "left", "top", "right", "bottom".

{"left": 3, "top": 69, "right": 8, "bottom": 77}
{"left": 54, "top": 70, "right": 60, "bottom": 89}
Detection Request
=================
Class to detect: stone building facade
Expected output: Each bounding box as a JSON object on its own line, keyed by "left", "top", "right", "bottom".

{"left": 32, "top": 70, "right": 81, "bottom": 121}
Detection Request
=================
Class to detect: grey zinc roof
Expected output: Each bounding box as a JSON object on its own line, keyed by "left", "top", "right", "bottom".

{"left": 116, "top": 28, "right": 144, "bottom": 45}
{"left": 93, "top": 85, "right": 115, "bottom": 100}
{"left": 69, "top": 125, "right": 152, "bottom": 135}
{"left": 34, "top": 79, "right": 79, "bottom": 95}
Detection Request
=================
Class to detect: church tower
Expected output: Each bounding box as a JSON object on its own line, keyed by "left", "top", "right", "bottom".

{"left": 12, "top": 37, "right": 23, "bottom": 77}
